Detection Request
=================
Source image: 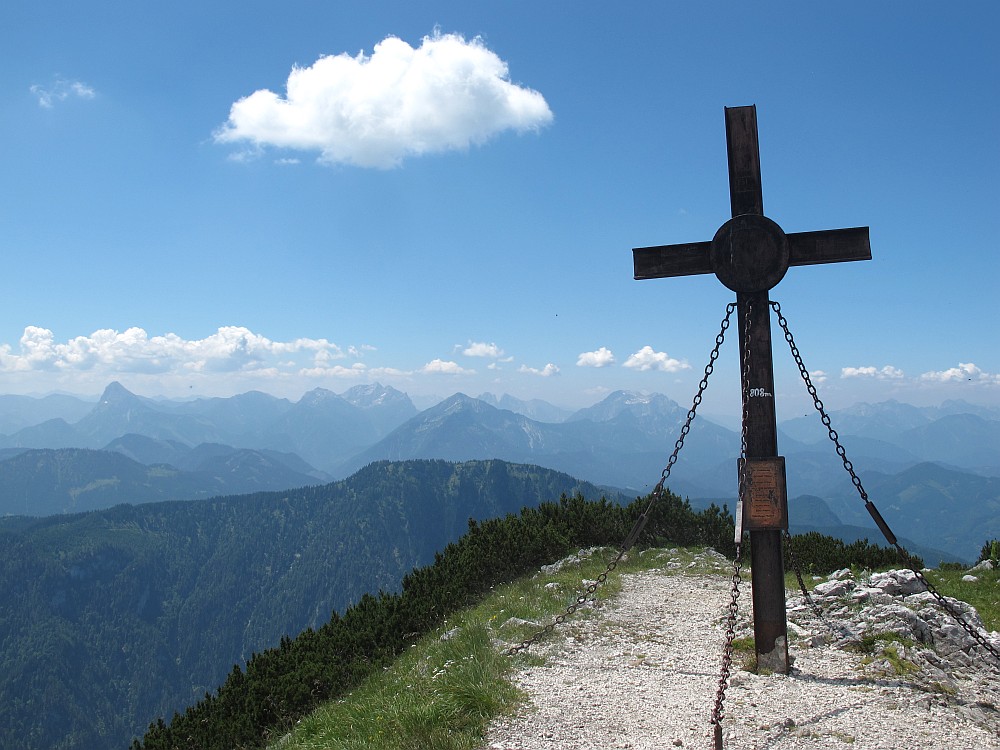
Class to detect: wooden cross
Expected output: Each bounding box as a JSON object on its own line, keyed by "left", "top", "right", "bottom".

{"left": 632, "top": 105, "right": 871, "bottom": 674}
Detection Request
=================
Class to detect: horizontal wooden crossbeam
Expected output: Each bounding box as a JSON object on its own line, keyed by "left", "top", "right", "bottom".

{"left": 632, "top": 226, "right": 870, "bottom": 281}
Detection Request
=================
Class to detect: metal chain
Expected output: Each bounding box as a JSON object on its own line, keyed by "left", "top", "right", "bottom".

{"left": 712, "top": 545, "right": 743, "bottom": 750}
{"left": 506, "top": 302, "right": 738, "bottom": 657}
{"left": 710, "top": 302, "right": 751, "bottom": 749}
{"left": 785, "top": 529, "right": 824, "bottom": 619}
{"left": 771, "top": 300, "right": 1000, "bottom": 663}
{"left": 784, "top": 529, "right": 824, "bottom": 619}
{"left": 784, "top": 529, "right": 859, "bottom": 643}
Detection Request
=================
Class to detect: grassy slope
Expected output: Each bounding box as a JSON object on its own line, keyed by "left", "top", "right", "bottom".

{"left": 272, "top": 550, "right": 998, "bottom": 750}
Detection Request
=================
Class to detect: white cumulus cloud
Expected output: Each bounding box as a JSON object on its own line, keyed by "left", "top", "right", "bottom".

{"left": 300, "top": 363, "right": 368, "bottom": 379}
{"left": 841, "top": 365, "right": 905, "bottom": 380}
{"left": 214, "top": 31, "right": 553, "bottom": 168}
{"left": 462, "top": 341, "right": 506, "bottom": 359}
{"left": 0, "top": 326, "right": 349, "bottom": 376}
{"left": 919, "top": 362, "right": 999, "bottom": 384}
{"left": 518, "top": 363, "right": 559, "bottom": 377}
{"left": 421, "top": 359, "right": 475, "bottom": 375}
{"left": 622, "top": 346, "right": 689, "bottom": 373}
{"left": 576, "top": 347, "right": 615, "bottom": 368}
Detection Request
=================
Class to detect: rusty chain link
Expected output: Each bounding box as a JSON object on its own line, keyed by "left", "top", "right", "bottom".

{"left": 712, "top": 548, "right": 743, "bottom": 750}
{"left": 710, "top": 302, "right": 752, "bottom": 749}
{"left": 506, "top": 302, "right": 739, "bottom": 657}
{"left": 771, "top": 300, "right": 1000, "bottom": 663}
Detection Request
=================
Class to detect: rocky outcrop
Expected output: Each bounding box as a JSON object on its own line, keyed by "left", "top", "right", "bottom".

{"left": 786, "top": 566, "right": 1000, "bottom": 732}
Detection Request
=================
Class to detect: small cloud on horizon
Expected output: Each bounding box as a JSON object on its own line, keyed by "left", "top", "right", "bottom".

{"left": 576, "top": 347, "right": 615, "bottom": 368}
{"left": 919, "top": 362, "right": 999, "bottom": 384}
{"left": 348, "top": 344, "right": 377, "bottom": 357}
{"left": 421, "top": 359, "right": 475, "bottom": 375}
{"left": 518, "top": 363, "right": 559, "bottom": 377}
{"left": 301, "top": 362, "right": 368, "bottom": 379}
{"left": 622, "top": 346, "right": 689, "bottom": 373}
{"left": 841, "top": 365, "right": 905, "bottom": 380}
{"left": 462, "top": 341, "right": 506, "bottom": 359}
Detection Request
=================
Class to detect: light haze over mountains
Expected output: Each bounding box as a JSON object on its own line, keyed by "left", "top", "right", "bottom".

{"left": 1, "top": 382, "right": 997, "bottom": 562}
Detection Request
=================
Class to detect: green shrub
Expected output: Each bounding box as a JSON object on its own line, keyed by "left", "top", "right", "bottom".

{"left": 937, "top": 561, "right": 965, "bottom": 571}
{"left": 977, "top": 539, "right": 1000, "bottom": 565}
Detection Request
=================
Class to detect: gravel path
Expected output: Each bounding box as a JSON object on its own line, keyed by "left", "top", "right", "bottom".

{"left": 482, "top": 566, "right": 1000, "bottom": 750}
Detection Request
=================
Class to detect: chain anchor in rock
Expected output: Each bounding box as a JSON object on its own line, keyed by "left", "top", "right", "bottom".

{"left": 784, "top": 529, "right": 859, "bottom": 644}
{"left": 771, "top": 299, "right": 1000, "bottom": 664}
{"left": 505, "top": 303, "right": 737, "bottom": 657}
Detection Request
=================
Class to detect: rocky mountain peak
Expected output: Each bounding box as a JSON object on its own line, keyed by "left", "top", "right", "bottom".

{"left": 567, "top": 390, "right": 683, "bottom": 423}
{"left": 98, "top": 381, "right": 142, "bottom": 407}
{"left": 341, "top": 383, "right": 410, "bottom": 409}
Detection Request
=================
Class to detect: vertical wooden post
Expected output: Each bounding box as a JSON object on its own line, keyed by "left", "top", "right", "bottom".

{"left": 727, "top": 108, "right": 789, "bottom": 675}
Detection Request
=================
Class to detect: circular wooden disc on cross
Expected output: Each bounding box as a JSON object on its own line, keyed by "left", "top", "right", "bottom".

{"left": 710, "top": 214, "right": 789, "bottom": 293}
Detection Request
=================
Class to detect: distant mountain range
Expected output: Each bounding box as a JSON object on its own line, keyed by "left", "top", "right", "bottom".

{"left": 1, "top": 383, "right": 998, "bottom": 561}
{"left": 0, "top": 447, "right": 325, "bottom": 516}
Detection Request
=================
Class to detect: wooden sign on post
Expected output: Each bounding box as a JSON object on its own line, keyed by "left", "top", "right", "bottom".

{"left": 632, "top": 105, "right": 871, "bottom": 674}
{"left": 743, "top": 457, "right": 788, "bottom": 531}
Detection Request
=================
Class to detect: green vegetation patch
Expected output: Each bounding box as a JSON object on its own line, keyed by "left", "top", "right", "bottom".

{"left": 277, "top": 622, "right": 517, "bottom": 750}
{"left": 850, "top": 633, "right": 921, "bottom": 678}
{"left": 923, "top": 567, "right": 1000, "bottom": 632}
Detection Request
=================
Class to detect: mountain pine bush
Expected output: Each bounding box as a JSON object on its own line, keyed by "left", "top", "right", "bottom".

{"left": 978, "top": 539, "right": 1000, "bottom": 565}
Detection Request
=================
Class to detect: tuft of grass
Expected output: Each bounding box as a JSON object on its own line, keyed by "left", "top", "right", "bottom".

{"left": 880, "top": 645, "right": 920, "bottom": 677}
{"left": 929, "top": 680, "right": 958, "bottom": 696}
{"left": 276, "top": 621, "right": 519, "bottom": 750}
{"left": 849, "top": 630, "right": 916, "bottom": 656}
{"left": 848, "top": 631, "right": 921, "bottom": 677}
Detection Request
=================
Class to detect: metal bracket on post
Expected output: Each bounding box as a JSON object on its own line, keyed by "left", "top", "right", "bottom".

{"left": 733, "top": 497, "right": 745, "bottom": 544}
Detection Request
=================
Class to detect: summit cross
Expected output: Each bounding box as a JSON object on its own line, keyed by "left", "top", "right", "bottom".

{"left": 632, "top": 105, "right": 872, "bottom": 674}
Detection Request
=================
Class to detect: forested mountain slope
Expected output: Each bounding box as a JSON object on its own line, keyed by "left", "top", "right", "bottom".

{"left": 0, "top": 460, "right": 619, "bottom": 750}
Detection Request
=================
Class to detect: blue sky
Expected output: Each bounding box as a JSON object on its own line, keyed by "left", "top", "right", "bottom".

{"left": 1, "top": 2, "right": 997, "bottom": 420}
